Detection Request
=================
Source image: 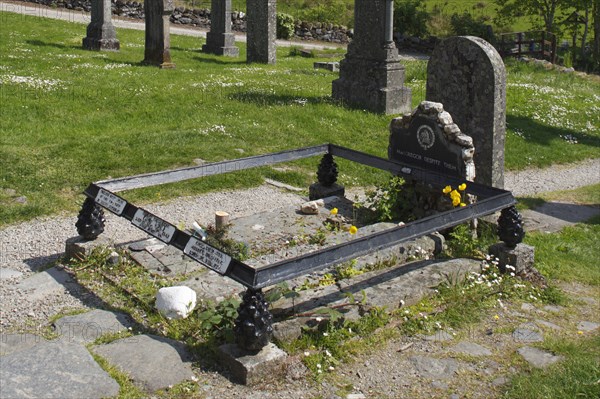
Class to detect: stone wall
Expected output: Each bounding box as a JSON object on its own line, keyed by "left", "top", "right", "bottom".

{"left": 19, "top": 0, "right": 352, "bottom": 43}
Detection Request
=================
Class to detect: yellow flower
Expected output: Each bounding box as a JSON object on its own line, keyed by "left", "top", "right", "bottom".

{"left": 452, "top": 197, "right": 461, "bottom": 207}
{"left": 577, "top": 330, "right": 584, "bottom": 335}
{"left": 450, "top": 190, "right": 460, "bottom": 199}
{"left": 349, "top": 225, "right": 358, "bottom": 235}
{"left": 442, "top": 185, "right": 452, "bottom": 194}
{"left": 494, "top": 315, "right": 500, "bottom": 320}
{"left": 460, "top": 203, "right": 466, "bottom": 207}
{"left": 330, "top": 207, "right": 338, "bottom": 215}
{"left": 458, "top": 183, "right": 467, "bottom": 191}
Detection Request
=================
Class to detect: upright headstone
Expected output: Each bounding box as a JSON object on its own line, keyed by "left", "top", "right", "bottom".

{"left": 246, "top": 0, "right": 276, "bottom": 64}
{"left": 332, "top": 0, "right": 411, "bottom": 114}
{"left": 202, "top": 0, "right": 239, "bottom": 57}
{"left": 426, "top": 36, "right": 506, "bottom": 188}
{"left": 82, "top": 0, "right": 120, "bottom": 51}
{"left": 144, "top": 0, "right": 176, "bottom": 68}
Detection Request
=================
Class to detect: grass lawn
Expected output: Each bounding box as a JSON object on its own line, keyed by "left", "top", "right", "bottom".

{"left": 0, "top": 11, "right": 598, "bottom": 227}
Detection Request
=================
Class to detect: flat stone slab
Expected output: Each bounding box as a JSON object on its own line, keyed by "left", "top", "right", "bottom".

{"left": 179, "top": 270, "right": 245, "bottom": 302}
{"left": 409, "top": 355, "right": 460, "bottom": 380}
{"left": 517, "top": 346, "right": 563, "bottom": 368}
{"left": 0, "top": 333, "right": 46, "bottom": 356}
{"left": 449, "top": 341, "right": 492, "bottom": 357}
{"left": 521, "top": 203, "right": 599, "bottom": 233}
{"left": 17, "top": 266, "right": 72, "bottom": 300}
{"left": 513, "top": 323, "right": 544, "bottom": 343}
{"left": 92, "top": 334, "right": 193, "bottom": 392}
{"left": 0, "top": 268, "right": 23, "bottom": 280}
{"left": 53, "top": 309, "right": 134, "bottom": 344}
{"left": 129, "top": 244, "right": 204, "bottom": 276}
{"left": 577, "top": 321, "right": 600, "bottom": 332}
{"left": 218, "top": 343, "right": 288, "bottom": 386}
{"left": 535, "top": 319, "right": 562, "bottom": 331}
{"left": 0, "top": 340, "right": 120, "bottom": 398}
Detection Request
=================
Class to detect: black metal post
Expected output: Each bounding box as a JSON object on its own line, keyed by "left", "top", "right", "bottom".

{"left": 76, "top": 197, "right": 106, "bottom": 240}
{"left": 234, "top": 288, "right": 273, "bottom": 351}
{"left": 497, "top": 206, "right": 525, "bottom": 248}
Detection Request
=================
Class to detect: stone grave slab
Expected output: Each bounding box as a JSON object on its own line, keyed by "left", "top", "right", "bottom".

{"left": 179, "top": 270, "right": 245, "bottom": 302}
{"left": 217, "top": 342, "right": 287, "bottom": 386}
{"left": 577, "top": 321, "right": 600, "bottom": 332}
{"left": 422, "top": 331, "right": 454, "bottom": 342}
{"left": 517, "top": 346, "right": 563, "bottom": 368}
{"left": 17, "top": 266, "right": 72, "bottom": 300}
{"left": 53, "top": 309, "right": 134, "bottom": 344}
{"left": 92, "top": 334, "right": 194, "bottom": 392}
{"left": 129, "top": 242, "right": 204, "bottom": 276}
{"left": 0, "top": 340, "right": 120, "bottom": 398}
{"left": 0, "top": 333, "right": 46, "bottom": 356}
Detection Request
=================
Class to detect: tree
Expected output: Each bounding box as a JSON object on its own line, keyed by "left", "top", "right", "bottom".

{"left": 494, "top": 0, "right": 561, "bottom": 32}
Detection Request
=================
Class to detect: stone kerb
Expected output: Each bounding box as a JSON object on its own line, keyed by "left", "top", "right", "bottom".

{"left": 426, "top": 36, "right": 506, "bottom": 188}
{"left": 246, "top": 0, "right": 276, "bottom": 64}
{"left": 389, "top": 101, "right": 476, "bottom": 182}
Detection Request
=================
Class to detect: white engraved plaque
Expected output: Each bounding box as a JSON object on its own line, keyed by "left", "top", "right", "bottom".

{"left": 132, "top": 209, "right": 176, "bottom": 243}
{"left": 184, "top": 237, "right": 232, "bottom": 275}
{"left": 95, "top": 189, "right": 127, "bottom": 215}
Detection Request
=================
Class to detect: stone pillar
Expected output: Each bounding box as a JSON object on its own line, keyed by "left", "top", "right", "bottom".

{"left": 426, "top": 36, "right": 506, "bottom": 188}
{"left": 246, "top": 0, "right": 276, "bottom": 64}
{"left": 143, "top": 0, "right": 176, "bottom": 68}
{"left": 82, "top": 0, "right": 120, "bottom": 51}
{"left": 332, "top": 0, "right": 411, "bottom": 115}
{"left": 203, "top": 0, "right": 239, "bottom": 57}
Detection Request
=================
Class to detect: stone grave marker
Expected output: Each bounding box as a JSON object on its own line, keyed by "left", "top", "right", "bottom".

{"left": 202, "top": 0, "right": 239, "bottom": 57}
{"left": 426, "top": 36, "right": 506, "bottom": 188}
{"left": 388, "top": 101, "right": 475, "bottom": 181}
{"left": 332, "top": 0, "right": 412, "bottom": 114}
{"left": 143, "top": 0, "right": 176, "bottom": 68}
{"left": 246, "top": 0, "right": 276, "bottom": 64}
{"left": 82, "top": 0, "right": 120, "bottom": 51}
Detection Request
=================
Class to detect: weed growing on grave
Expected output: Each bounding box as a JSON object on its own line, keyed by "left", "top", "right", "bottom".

{"left": 67, "top": 247, "right": 242, "bottom": 347}
{"left": 442, "top": 220, "right": 498, "bottom": 259}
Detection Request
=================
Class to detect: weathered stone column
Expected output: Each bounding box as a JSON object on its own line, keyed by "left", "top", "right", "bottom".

{"left": 143, "top": 0, "right": 176, "bottom": 68}
{"left": 332, "top": 0, "right": 411, "bottom": 114}
{"left": 82, "top": 0, "right": 120, "bottom": 51}
{"left": 246, "top": 0, "right": 276, "bottom": 64}
{"left": 203, "top": 0, "right": 239, "bottom": 57}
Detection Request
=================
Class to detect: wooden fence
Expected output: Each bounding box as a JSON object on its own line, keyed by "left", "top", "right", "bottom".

{"left": 496, "top": 31, "right": 557, "bottom": 63}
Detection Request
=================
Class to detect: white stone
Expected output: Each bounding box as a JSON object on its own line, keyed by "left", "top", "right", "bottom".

{"left": 455, "top": 134, "right": 474, "bottom": 147}
{"left": 419, "top": 101, "right": 443, "bottom": 114}
{"left": 300, "top": 199, "right": 324, "bottom": 215}
{"left": 156, "top": 286, "right": 197, "bottom": 320}
{"left": 444, "top": 123, "right": 461, "bottom": 137}
{"left": 437, "top": 111, "right": 453, "bottom": 125}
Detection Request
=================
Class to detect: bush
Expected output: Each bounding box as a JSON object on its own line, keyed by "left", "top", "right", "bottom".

{"left": 394, "top": 0, "right": 429, "bottom": 37}
{"left": 450, "top": 12, "right": 495, "bottom": 43}
{"left": 277, "top": 12, "right": 296, "bottom": 40}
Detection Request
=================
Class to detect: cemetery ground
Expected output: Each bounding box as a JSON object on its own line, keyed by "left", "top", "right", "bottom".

{"left": 0, "top": 8, "right": 599, "bottom": 399}
{"left": 1, "top": 10, "right": 599, "bottom": 227}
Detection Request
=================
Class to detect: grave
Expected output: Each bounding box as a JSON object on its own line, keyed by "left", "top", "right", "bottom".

{"left": 202, "top": 0, "right": 239, "bottom": 57}
{"left": 332, "top": 0, "right": 412, "bottom": 114}
{"left": 82, "top": 0, "right": 120, "bottom": 51}
{"left": 75, "top": 142, "right": 524, "bottom": 358}
{"left": 246, "top": 0, "right": 276, "bottom": 64}
{"left": 426, "top": 36, "right": 506, "bottom": 188}
{"left": 143, "top": 0, "right": 176, "bottom": 68}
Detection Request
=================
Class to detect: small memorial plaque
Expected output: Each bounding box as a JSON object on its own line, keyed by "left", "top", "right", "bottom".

{"left": 389, "top": 115, "right": 465, "bottom": 177}
{"left": 184, "top": 237, "right": 232, "bottom": 275}
{"left": 95, "top": 189, "right": 127, "bottom": 215}
{"left": 132, "top": 209, "right": 176, "bottom": 243}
